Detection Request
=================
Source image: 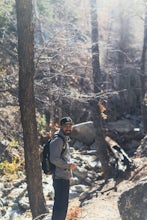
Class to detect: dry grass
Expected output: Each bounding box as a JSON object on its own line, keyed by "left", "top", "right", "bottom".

{"left": 66, "top": 206, "right": 81, "bottom": 220}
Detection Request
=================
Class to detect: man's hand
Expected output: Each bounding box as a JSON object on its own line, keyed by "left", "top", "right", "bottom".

{"left": 70, "top": 163, "right": 77, "bottom": 170}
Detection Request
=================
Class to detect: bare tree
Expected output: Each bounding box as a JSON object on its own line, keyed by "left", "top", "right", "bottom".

{"left": 89, "top": 0, "right": 112, "bottom": 179}
{"left": 90, "top": 100, "right": 113, "bottom": 179}
{"left": 89, "top": 0, "right": 101, "bottom": 94}
{"left": 15, "top": 0, "right": 47, "bottom": 218}
{"left": 141, "top": 2, "right": 147, "bottom": 134}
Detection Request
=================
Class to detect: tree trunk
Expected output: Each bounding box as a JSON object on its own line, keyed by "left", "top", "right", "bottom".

{"left": 89, "top": 0, "right": 112, "bottom": 179}
{"left": 90, "top": 100, "right": 112, "bottom": 179}
{"left": 15, "top": 0, "right": 47, "bottom": 218}
{"left": 141, "top": 4, "right": 147, "bottom": 134}
{"left": 90, "top": 0, "right": 101, "bottom": 94}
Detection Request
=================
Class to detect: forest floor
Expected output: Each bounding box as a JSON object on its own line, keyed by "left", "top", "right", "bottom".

{"left": 67, "top": 157, "right": 147, "bottom": 220}
{"left": 68, "top": 179, "right": 128, "bottom": 220}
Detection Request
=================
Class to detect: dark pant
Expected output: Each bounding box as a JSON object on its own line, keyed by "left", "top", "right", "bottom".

{"left": 52, "top": 179, "right": 70, "bottom": 220}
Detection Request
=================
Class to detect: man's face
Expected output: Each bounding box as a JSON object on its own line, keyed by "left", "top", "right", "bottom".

{"left": 61, "top": 123, "right": 73, "bottom": 136}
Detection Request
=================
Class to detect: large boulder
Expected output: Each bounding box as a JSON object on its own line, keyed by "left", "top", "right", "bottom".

{"left": 136, "top": 135, "right": 147, "bottom": 157}
{"left": 118, "top": 179, "right": 147, "bottom": 220}
{"left": 70, "top": 121, "right": 96, "bottom": 146}
{"left": 106, "top": 119, "right": 135, "bottom": 133}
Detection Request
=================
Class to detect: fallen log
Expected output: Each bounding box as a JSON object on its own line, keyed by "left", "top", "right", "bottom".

{"left": 105, "top": 136, "right": 134, "bottom": 173}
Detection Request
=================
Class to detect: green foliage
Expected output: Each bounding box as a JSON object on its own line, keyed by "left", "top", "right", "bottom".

{"left": 37, "top": 0, "right": 54, "bottom": 18}
{"left": 37, "top": 115, "right": 46, "bottom": 133}
{"left": 0, "top": 157, "right": 22, "bottom": 175}
{"left": 9, "top": 139, "right": 19, "bottom": 148}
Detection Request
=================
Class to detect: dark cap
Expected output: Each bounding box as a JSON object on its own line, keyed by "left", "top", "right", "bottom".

{"left": 60, "top": 117, "right": 73, "bottom": 126}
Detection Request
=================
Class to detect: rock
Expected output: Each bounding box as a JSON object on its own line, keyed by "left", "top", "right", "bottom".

{"left": 118, "top": 179, "right": 147, "bottom": 220}
{"left": 79, "top": 190, "right": 93, "bottom": 205}
{"left": 87, "top": 160, "right": 98, "bottom": 168}
{"left": 80, "top": 200, "right": 91, "bottom": 206}
{"left": 84, "top": 177, "right": 93, "bottom": 185}
{"left": 18, "top": 198, "right": 30, "bottom": 211}
{"left": 136, "top": 135, "right": 147, "bottom": 157}
{"left": 106, "top": 119, "right": 135, "bottom": 133}
{"left": 70, "top": 177, "right": 80, "bottom": 186}
{"left": 47, "top": 190, "right": 54, "bottom": 200}
{"left": 0, "top": 140, "right": 9, "bottom": 162}
{"left": 73, "top": 167, "right": 87, "bottom": 180}
{"left": 87, "top": 149, "right": 97, "bottom": 155}
{"left": 71, "top": 121, "right": 96, "bottom": 145}
{"left": 79, "top": 191, "right": 89, "bottom": 201}
{"left": 42, "top": 175, "right": 54, "bottom": 200}
{"left": 0, "top": 206, "right": 6, "bottom": 217}
{"left": 73, "top": 140, "right": 87, "bottom": 150}
{"left": 89, "top": 142, "right": 97, "bottom": 150}
{"left": 71, "top": 184, "right": 88, "bottom": 193}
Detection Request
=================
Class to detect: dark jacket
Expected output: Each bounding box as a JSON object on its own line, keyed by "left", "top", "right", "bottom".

{"left": 50, "top": 129, "right": 72, "bottom": 180}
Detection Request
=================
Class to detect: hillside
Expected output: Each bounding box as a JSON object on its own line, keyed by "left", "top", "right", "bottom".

{"left": 0, "top": 0, "right": 147, "bottom": 219}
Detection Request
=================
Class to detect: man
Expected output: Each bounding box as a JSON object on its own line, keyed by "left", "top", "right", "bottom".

{"left": 50, "top": 117, "right": 77, "bottom": 220}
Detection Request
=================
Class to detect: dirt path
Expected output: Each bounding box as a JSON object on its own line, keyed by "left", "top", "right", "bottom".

{"left": 68, "top": 178, "right": 135, "bottom": 220}
{"left": 79, "top": 191, "right": 121, "bottom": 220}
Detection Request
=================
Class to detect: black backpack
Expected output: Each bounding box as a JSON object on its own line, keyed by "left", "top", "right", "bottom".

{"left": 42, "top": 134, "right": 65, "bottom": 175}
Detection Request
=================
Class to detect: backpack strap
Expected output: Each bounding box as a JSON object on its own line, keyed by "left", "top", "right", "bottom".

{"left": 53, "top": 134, "right": 66, "bottom": 146}
{"left": 52, "top": 134, "right": 67, "bottom": 155}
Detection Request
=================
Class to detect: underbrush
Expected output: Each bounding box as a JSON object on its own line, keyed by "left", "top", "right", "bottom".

{"left": 66, "top": 206, "right": 81, "bottom": 220}
{"left": 0, "top": 156, "right": 24, "bottom": 179}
